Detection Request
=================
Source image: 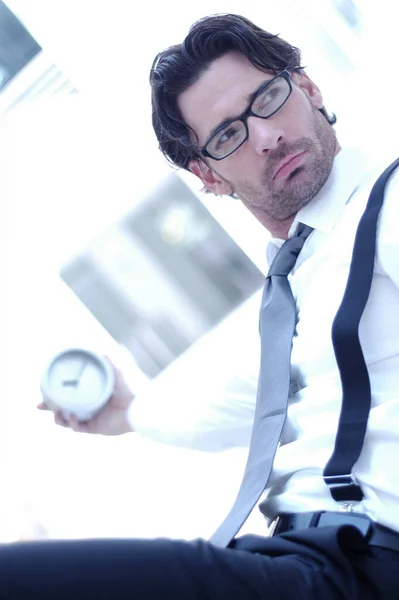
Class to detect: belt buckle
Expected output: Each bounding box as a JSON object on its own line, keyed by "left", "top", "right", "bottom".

{"left": 317, "top": 511, "right": 372, "bottom": 537}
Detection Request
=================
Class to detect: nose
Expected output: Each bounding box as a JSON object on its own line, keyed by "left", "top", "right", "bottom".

{"left": 247, "top": 116, "right": 284, "bottom": 155}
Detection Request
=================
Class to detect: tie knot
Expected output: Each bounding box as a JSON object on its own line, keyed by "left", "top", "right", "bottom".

{"left": 268, "top": 223, "right": 313, "bottom": 278}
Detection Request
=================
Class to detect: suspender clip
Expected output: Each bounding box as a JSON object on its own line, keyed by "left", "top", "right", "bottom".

{"left": 323, "top": 473, "right": 364, "bottom": 503}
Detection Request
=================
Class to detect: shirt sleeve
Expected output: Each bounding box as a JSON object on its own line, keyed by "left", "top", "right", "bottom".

{"left": 127, "top": 291, "right": 261, "bottom": 452}
{"left": 377, "top": 167, "right": 399, "bottom": 287}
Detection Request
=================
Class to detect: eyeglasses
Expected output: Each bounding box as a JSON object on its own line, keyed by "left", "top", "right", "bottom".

{"left": 200, "top": 70, "right": 292, "bottom": 161}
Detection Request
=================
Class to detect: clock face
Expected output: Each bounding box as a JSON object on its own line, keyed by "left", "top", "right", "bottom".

{"left": 41, "top": 349, "right": 114, "bottom": 418}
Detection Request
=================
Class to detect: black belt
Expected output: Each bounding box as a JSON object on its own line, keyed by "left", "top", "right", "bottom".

{"left": 269, "top": 512, "right": 399, "bottom": 552}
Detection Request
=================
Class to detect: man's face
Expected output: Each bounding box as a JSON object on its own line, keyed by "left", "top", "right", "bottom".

{"left": 178, "top": 52, "right": 338, "bottom": 230}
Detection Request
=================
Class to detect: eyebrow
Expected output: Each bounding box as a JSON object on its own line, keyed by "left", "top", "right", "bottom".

{"left": 204, "top": 79, "right": 272, "bottom": 143}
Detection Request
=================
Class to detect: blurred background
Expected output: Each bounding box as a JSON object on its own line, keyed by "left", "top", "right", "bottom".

{"left": 0, "top": 0, "right": 398, "bottom": 542}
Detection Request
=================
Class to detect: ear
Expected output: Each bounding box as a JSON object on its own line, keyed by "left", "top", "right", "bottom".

{"left": 189, "top": 159, "right": 233, "bottom": 196}
{"left": 292, "top": 71, "right": 324, "bottom": 110}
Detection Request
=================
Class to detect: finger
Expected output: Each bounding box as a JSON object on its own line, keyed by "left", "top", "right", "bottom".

{"left": 54, "top": 411, "right": 89, "bottom": 433}
{"left": 54, "top": 412, "right": 70, "bottom": 428}
{"left": 37, "top": 402, "right": 50, "bottom": 411}
{"left": 68, "top": 415, "right": 89, "bottom": 433}
{"left": 70, "top": 422, "right": 91, "bottom": 434}
{"left": 103, "top": 355, "right": 123, "bottom": 378}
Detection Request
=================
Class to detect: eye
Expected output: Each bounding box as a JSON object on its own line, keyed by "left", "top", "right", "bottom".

{"left": 214, "top": 124, "right": 242, "bottom": 149}
{"left": 219, "top": 127, "right": 237, "bottom": 144}
{"left": 255, "top": 86, "right": 280, "bottom": 111}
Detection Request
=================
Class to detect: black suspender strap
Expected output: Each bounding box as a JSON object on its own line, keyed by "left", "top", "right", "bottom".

{"left": 323, "top": 157, "right": 399, "bottom": 503}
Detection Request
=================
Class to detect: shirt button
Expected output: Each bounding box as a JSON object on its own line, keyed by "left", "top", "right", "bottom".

{"left": 289, "top": 381, "right": 300, "bottom": 396}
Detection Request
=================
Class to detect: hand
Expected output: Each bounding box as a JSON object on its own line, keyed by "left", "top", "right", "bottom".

{"left": 38, "top": 357, "right": 135, "bottom": 435}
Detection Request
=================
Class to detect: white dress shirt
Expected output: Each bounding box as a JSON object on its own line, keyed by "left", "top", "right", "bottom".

{"left": 129, "top": 147, "right": 399, "bottom": 534}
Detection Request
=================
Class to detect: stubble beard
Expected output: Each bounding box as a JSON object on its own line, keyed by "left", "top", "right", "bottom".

{"left": 231, "top": 111, "right": 337, "bottom": 222}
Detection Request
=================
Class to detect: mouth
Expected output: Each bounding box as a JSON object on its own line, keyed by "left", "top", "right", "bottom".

{"left": 273, "top": 151, "right": 308, "bottom": 181}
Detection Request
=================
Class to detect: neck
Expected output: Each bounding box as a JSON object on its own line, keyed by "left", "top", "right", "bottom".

{"left": 249, "top": 206, "right": 295, "bottom": 240}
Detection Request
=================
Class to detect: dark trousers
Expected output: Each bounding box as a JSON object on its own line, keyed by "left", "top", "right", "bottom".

{"left": 1, "top": 525, "right": 399, "bottom": 599}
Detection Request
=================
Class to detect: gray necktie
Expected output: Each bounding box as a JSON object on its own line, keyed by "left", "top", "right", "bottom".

{"left": 210, "top": 223, "right": 314, "bottom": 547}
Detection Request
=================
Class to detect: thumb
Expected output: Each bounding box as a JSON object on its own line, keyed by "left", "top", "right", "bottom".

{"left": 37, "top": 402, "right": 50, "bottom": 411}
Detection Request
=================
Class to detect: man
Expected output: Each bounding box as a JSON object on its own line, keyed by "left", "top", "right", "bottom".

{"left": 4, "top": 12, "right": 399, "bottom": 599}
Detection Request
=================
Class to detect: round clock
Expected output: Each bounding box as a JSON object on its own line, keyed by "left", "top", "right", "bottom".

{"left": 40, "top": 348, "right": 115, "bottom": 421}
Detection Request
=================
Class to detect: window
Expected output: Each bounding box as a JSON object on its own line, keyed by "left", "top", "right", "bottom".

{"left": 0, "top": 1, "right": 41, "bottom": 91}
{"left": 61, "top": 175, "right": 264, "bottom": 378}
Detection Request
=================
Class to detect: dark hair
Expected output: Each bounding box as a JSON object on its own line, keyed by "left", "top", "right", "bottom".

{"left": 150, "top": 13, "right": 336, "bottom": 170}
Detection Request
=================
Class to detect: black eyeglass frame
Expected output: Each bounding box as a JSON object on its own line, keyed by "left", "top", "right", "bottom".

{"left": 200, "top": 70, "right": 293, "bottom": 161}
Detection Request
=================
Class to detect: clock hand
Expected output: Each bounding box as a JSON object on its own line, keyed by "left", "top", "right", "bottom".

{"left": 62, "top": 359, "right": 89, "bottom": 388}
{"left": 62, "top": 379, "right": 79, "bottom": 387}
